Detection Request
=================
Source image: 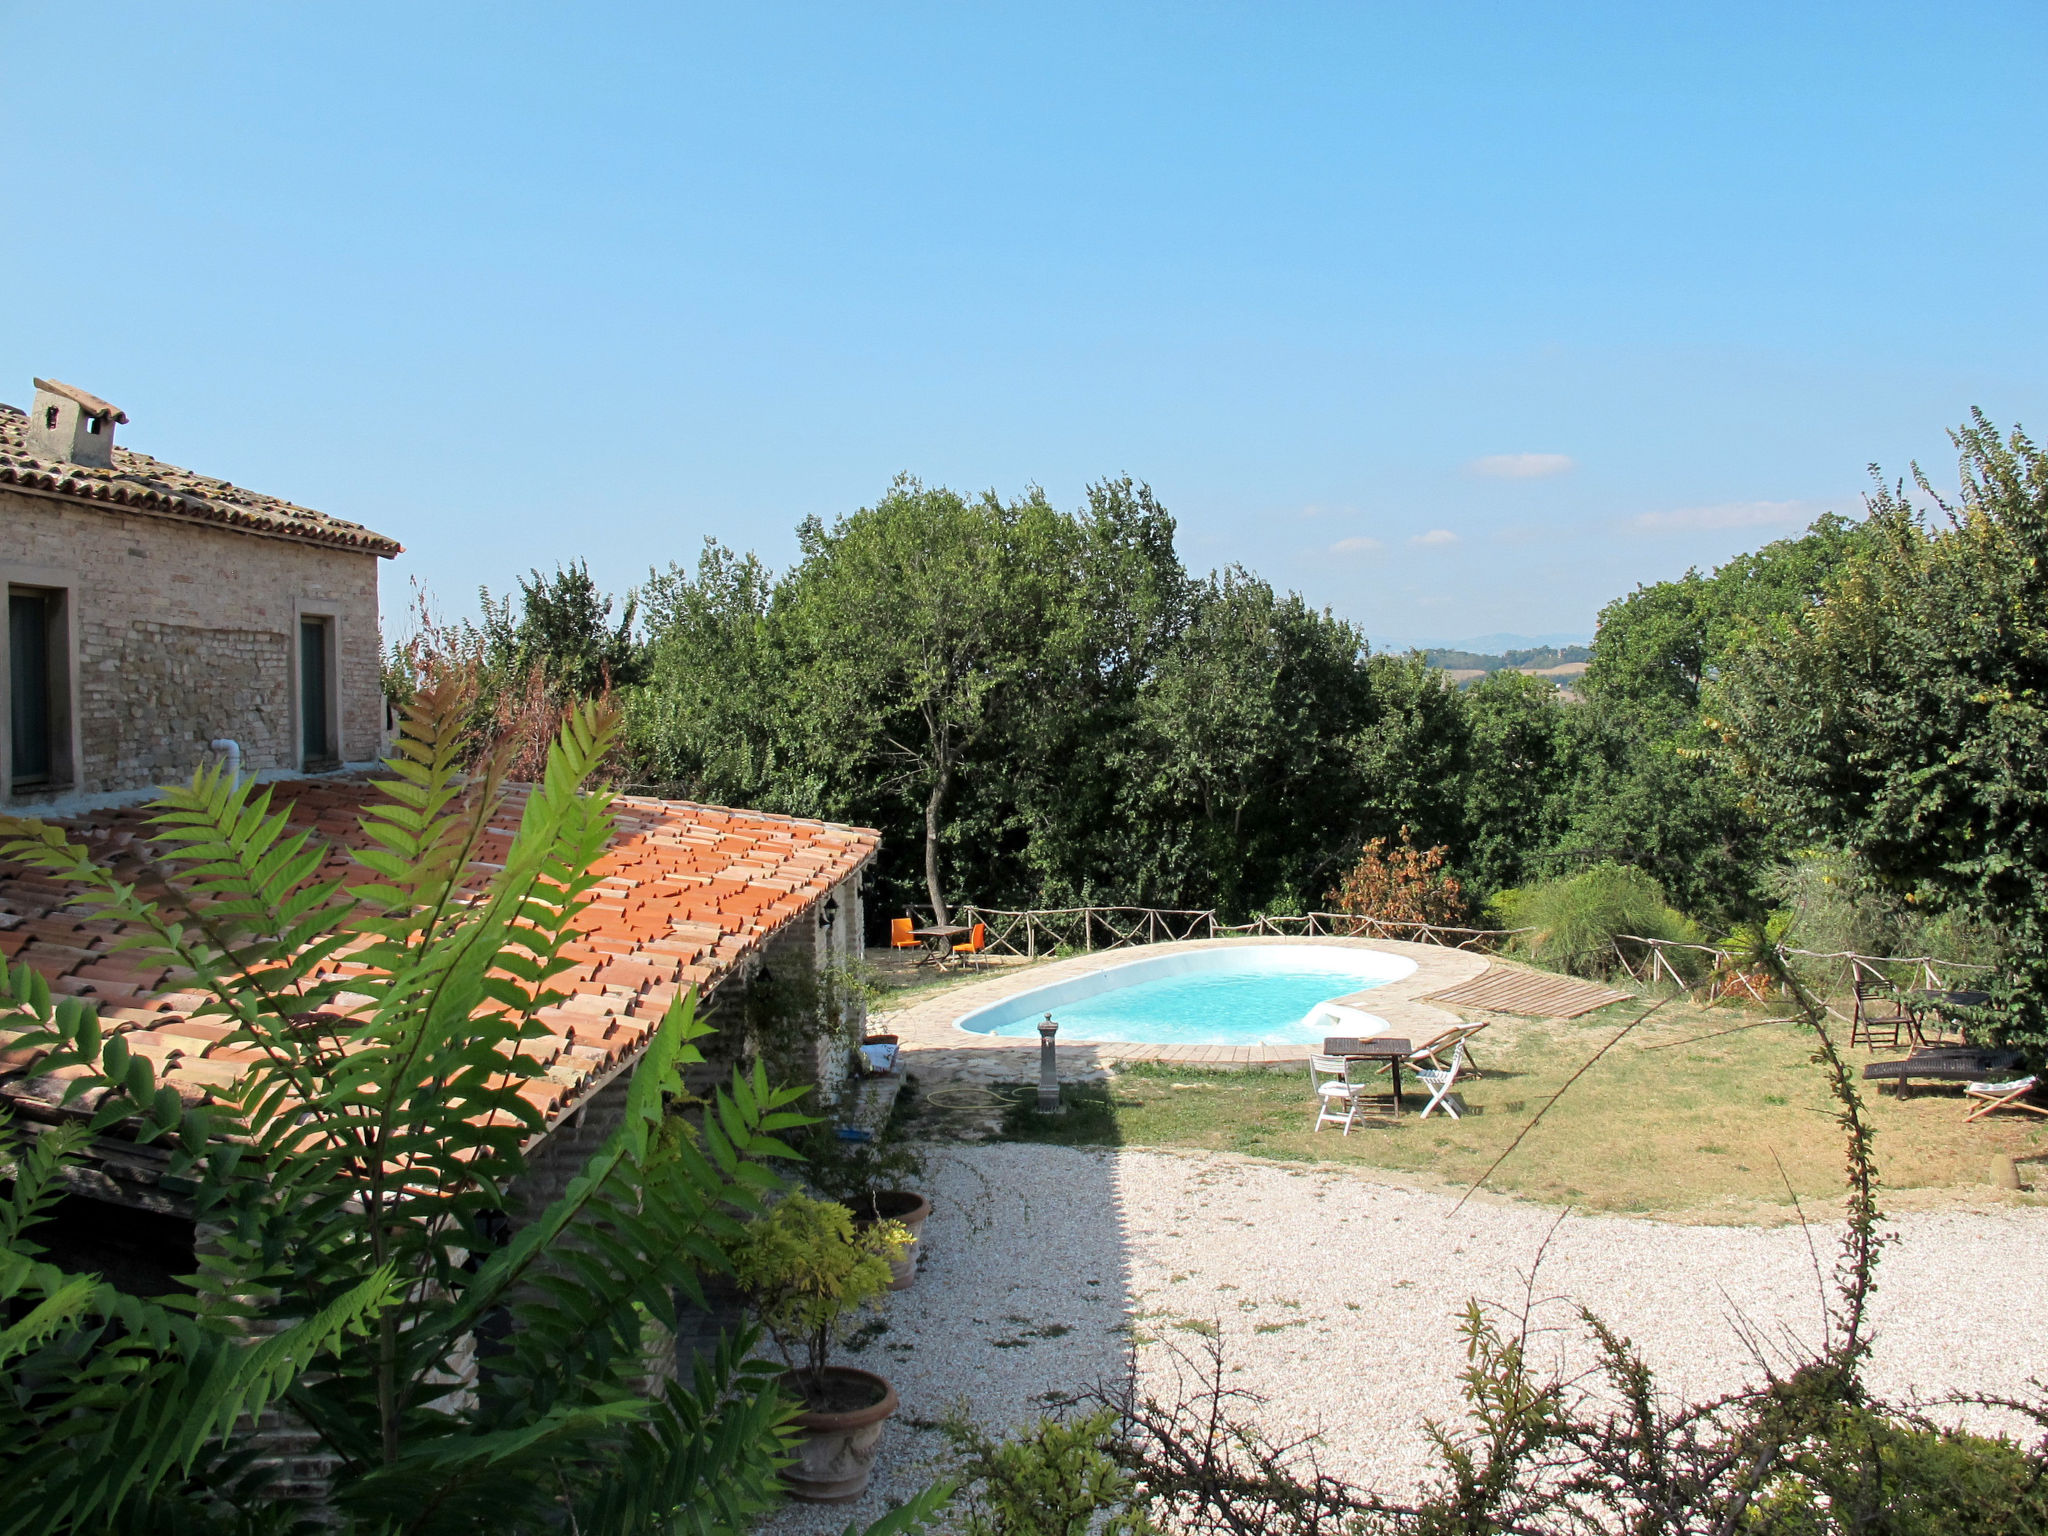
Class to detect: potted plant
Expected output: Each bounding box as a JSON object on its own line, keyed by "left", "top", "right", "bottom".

{"left": 801, "top": 1123, "right": 933, "bottom": 1292}
{"left": 852, "top": 1187, "right": 931, "bottom": 1291}
{"left": 728, "top": 1193, "right": 913, "bottom": 1502}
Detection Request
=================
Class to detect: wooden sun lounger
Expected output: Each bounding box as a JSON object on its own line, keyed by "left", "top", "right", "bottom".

{"left": 1964, "top": 1076, "right": 2044, "bottom": 1122}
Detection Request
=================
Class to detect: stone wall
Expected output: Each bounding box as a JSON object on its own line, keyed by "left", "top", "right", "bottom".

{"left": 80, "top": 619, "right": 292, "bottom": 789}
{"left": 0, "top": 486, "right": 384, "bottom": 805}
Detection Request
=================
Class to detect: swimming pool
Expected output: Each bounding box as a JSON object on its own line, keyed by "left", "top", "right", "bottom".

{"left": 954, "top": 943, "right": 1417, "bottom": 1047}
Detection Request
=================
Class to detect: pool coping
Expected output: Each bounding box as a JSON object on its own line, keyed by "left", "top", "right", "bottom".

{"left": 876, "top": 934, "right": 1491, "bottom": 1071}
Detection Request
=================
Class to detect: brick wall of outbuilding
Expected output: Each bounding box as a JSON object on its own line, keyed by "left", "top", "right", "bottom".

{"left": 0, "top": 487, "right": 383, "bottom": 803}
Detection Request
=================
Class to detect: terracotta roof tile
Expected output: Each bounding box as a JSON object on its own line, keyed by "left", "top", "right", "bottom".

{"left": 0, "top": 779, "right": 877, "bottom": 1144}
{"left": 0, "top": 402, "right": 401, "bottom": 556}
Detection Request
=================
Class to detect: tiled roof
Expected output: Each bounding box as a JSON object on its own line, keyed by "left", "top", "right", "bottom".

{"left": 0, "top": 779, "right": 875, "bottom": 1136}
{"left": 0, "top": 402, "right": 402, "bottom": 557}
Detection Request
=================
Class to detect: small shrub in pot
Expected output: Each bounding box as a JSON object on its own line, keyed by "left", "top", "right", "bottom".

{"left": 728, "top": 1193, "right": 912, "bottom": 1501}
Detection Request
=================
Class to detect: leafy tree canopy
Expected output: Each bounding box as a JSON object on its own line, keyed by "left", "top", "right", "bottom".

{"left": 481, "top": 559, "right": 646, "bottom": 698}
{"left": 1716, "top": 413, "right": 2048, "bottom": 1046}
{"left": 1583, "top": 512, "right": 1873, "bottom": 717}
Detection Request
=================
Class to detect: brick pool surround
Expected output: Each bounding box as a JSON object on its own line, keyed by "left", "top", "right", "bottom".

{"left": 886, "top": 935, "right": 1490, "bottom": 1072}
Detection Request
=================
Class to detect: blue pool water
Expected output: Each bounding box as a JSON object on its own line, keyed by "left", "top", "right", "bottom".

{"left": 954, "top": 944, "right": 1417, "bottom": 1046}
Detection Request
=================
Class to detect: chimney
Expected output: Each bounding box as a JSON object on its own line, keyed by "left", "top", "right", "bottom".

{"left": 27, "top": 378, "right": 128, "bottom": 469}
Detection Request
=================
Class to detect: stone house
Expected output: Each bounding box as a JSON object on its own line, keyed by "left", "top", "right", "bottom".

{"left": 0, "top": 378, "right": 399, "bottom": 809}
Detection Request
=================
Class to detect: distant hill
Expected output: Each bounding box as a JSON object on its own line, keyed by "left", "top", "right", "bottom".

{"left": 1372, "top": 630, "right": 1593, "bottom": 653}
{"left": 1422, "top": 644, "right": 1592, "bottom": 673}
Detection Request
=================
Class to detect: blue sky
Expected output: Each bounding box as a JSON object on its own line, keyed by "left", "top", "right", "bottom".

{"left": 5, "top": 4, "right": 2044, "bottom": 647}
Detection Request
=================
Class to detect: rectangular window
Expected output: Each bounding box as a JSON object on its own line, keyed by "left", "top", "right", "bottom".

{"left": 10, "top": 589, "right": 57, "bottom": 788}
{"left": 300, "top": 617, "right": 331, "bottom": 765}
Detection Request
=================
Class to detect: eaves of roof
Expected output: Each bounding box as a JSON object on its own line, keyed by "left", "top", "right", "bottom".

{"left": 0, "top": 779, "right": 878, "bottom": 1168}
{"left": 0, "top": 405, "right": 403, "bottom": 557}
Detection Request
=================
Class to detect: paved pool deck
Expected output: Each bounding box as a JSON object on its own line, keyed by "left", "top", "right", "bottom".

{"left": 875, "top": 934, "right": 1490, "bottom": 1087}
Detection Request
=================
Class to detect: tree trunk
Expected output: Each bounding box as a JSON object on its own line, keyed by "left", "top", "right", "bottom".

{"left": 924, "top": 758, "right": 952, "bottom": 927}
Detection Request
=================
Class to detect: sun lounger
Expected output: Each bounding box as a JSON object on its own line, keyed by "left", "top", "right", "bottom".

{"left": 1408, "top": 1021, "right": 1489, "bottom": 1076}
{"left": 1964, "top": 1076, "right": 2044, "bottom": 1122}
{"left": 1862, "top": 1046, "right": 2021, "bottom": 1097}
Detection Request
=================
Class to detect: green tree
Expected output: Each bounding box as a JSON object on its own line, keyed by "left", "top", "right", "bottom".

{"left": 1454, "top": 669, "right": 1573, "bottom": 895}
{"left": 481, "top": 559, "right": 644, "bottom": 698}
{"left": 1584, "top": 513, "right": 1873, "bottom": 719}
{"left": 1718, "top": 414, "right": 2048, "bottom": 1049}
{"left": 776, "top": 477, "right": 1078, "bottom": 923}
{"left": 1555, "top": 512, "right": 1877, "bottom": 924}
{"left": 1121, "top": 570, "right": 1377, "bottom": 916}
{"left": 983, "top": 479, "right": 1192, "bottom": 908}
{"left": 1354, "top": 651, "right": 1473, "bottom": 864}
{"left": 628, "top": 538, "right": 788, "bottom": 803}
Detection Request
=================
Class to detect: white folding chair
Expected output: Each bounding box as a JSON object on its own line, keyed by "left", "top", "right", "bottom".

{"left": 1414, "top": 1036, "right": 1474, "bottom": 1120}
{"left": 1310, "top": 1053, "right": 1371, "bottom": 1134}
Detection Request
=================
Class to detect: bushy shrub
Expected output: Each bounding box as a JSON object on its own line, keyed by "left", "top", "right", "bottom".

{"left": 942, "top": 1408, "right": 1151, "bottom": 1536}
{"left": 1746, "top": 1408, "right": 2048, "bottom": 1535}
{"left": 1488, "top": 862, "right": 1701, "bottom": 979}
{"left": 726, "top": 1193, "right": 909, "bottom": 1400}
{"left": 0, "top": 689, "right": 840, "bottom": 1533}
{"left": 1327, "top": 827, "right": 1468, "bottom": 927}
{"left": 1767, "top": 849, "right": 2008, "bottom": 980}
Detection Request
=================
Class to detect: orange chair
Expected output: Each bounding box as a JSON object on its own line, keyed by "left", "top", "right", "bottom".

{"left": 952, "top": 922, "right": 988, "bottom": 967}
{"left": 889, "top": 917, "right": 921, "bottom": 951}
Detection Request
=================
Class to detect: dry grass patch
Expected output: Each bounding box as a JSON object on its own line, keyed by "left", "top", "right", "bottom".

{"left": 992, "top": 997, "right": 2048, "bottom": 1218}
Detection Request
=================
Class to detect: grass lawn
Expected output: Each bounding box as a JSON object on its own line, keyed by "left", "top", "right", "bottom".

{"left": 983, "top": 996, "right": 2048, "bottom": 1219}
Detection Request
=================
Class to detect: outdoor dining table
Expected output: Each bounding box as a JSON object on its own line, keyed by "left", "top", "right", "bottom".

{"left": 911, "top": 923, "right": 971, "bottom": 967}
{"left": 1323, "top": 1035, "right": 1413, "bottom": 1115}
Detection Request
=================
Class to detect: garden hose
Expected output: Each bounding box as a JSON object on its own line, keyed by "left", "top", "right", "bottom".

{"left": 919, "top": 1083, "right": 1036, "bottom": 1111}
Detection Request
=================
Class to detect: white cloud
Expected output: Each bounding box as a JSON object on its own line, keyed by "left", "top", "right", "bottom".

{"left": 1408, "top": 529, "right": 1460, "bottom": 547}
{"left": 1330, "top": 536, "right": 1383, "bottom": 554}
{"left": 1630, "top": 499, "right": 1818, "bottom": 533}
{"left": 1472, "top": 452, "right": 1575, "bottom": 479}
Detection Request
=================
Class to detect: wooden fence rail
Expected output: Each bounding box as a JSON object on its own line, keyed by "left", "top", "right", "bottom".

{"left": 1609, "top": 931, "right": 1994, "bottom": 1007}
{"left": 950, "top": 905, "right": 1521, "bottom": 957}
{"left": 1215, "top": 912, "right": 1523, "bottom": 951}
{"left": 946, "top": 906, "right": 1993, "bottom": 1016}
{"left": 953, "top": 905, "right": 1221, "bottom": 958}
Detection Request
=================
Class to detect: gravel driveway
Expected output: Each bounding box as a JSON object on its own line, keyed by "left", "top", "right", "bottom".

{"left": 762, "top": 1143, "right": 2048, "bottom": 1532}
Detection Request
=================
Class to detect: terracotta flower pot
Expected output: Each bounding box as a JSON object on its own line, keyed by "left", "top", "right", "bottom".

{"left": 781, "top": 1366, "right": 900, "bottom": 1502}
{"left": 857, "top": 1190, "right": 931, "bottom": 1291}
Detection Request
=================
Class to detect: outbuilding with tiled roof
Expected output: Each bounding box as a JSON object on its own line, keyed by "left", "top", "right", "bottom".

{"left": 0, "top": 774, "right": 879, "bottom": 1288}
